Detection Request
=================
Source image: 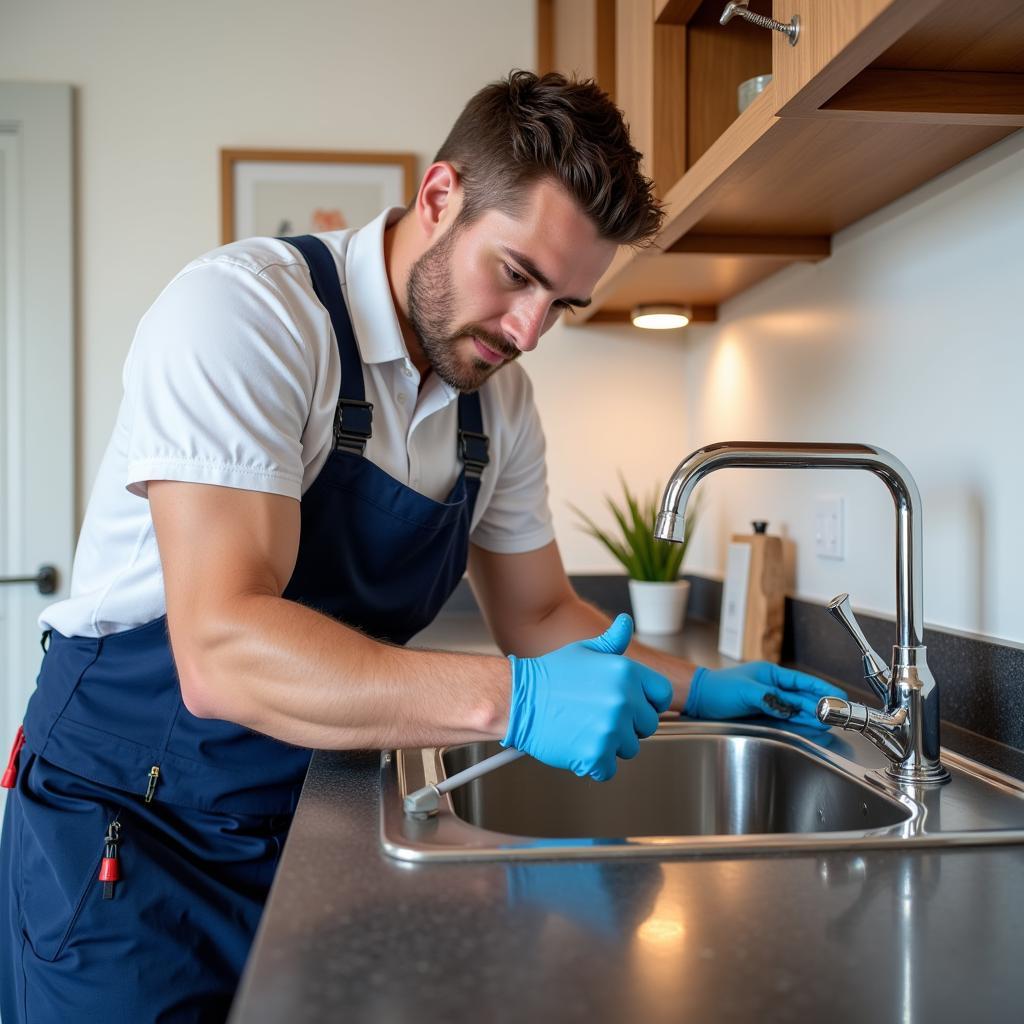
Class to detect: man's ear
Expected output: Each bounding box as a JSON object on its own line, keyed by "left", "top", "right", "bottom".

{"left": 415, "top": 161, "right": 463, "bottom": 242}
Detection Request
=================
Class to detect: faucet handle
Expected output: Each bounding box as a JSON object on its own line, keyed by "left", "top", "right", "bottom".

{"left": 827, "top": 593, "right": 892, "bottom": 705}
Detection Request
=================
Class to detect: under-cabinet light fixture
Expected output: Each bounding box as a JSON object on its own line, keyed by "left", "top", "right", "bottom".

{"left": 630, "top": 304, "right": 692, "bottom": 330}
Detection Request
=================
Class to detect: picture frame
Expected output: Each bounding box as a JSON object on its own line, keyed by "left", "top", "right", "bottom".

{"left": 219, "top": 148, "right": 417, "bottom": 244}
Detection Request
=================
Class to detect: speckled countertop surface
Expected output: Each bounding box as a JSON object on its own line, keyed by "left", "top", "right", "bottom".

{"left": 229, "top": 617, "right": 1024, "bottom": 1023}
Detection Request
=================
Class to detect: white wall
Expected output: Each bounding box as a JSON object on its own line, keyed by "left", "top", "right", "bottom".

{"left": 531, "top": 320, "right": 689, "bottom": 567}
{"left": 678, "top": 130, "right": 1024, "bottom": 645}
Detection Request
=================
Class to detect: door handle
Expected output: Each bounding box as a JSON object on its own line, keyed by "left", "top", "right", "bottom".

{"left": 0, "top": 564, "right": 58, "bottom": 595}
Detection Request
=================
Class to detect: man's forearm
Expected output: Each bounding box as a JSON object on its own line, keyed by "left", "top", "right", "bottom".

{"left": 507, "top": 593, "right": 697, "bottom": 712}
{"left": 171, "top": 594, "right": 512, "bottom": 751}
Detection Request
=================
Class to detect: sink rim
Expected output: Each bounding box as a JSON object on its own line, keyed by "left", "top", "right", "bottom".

{"left": 380, "top": 721, "right": 1024, "bottom": 863}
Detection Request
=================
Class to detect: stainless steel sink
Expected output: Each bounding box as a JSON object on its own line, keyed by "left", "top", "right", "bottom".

{"left": 441, "top": 731, "right": 909, "bottom": 837}
{"left": 380, "top": 721, "right": 1024, "bottom": 862}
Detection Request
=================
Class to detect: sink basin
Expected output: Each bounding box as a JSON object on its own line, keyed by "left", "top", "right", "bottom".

{"left": 380, "top": 721, "right": 1024, "bottom": 862}
{"left": 443, "top": 733, "right": 908, "bottom": 837}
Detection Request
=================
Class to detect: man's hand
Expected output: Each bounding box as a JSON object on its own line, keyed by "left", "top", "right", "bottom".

{"left": 683, "top": 663, "right": 847, "bottom": 731}
{"left": 502, "top": 613, "right": 672, "bottom": 782}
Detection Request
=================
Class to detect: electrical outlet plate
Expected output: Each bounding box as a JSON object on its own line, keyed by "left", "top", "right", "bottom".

{"left": 815, "top": 496, "right": 845, "bottom": 560}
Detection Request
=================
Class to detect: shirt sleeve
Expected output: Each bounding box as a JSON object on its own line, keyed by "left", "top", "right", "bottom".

{"left": 122, "top": 258, "right": 318, "bottom": 500}
{"left": 470, "top": 366, "right": 556, "bottom": 554}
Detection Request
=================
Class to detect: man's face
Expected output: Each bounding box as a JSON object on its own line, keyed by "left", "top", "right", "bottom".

{"left": 406, "top": 179, "right": 617, "bottom": 392}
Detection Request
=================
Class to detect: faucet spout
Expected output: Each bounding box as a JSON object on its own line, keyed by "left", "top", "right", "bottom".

{"left": 656, "top": 442, "right": 924, "bottom": 648}
{"left": 656, "top": 441, "right": 949, "bottom": 785}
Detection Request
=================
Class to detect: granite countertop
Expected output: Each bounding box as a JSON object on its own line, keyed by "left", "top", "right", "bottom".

{"left": 229, "top": 616, "right": 1024, "bottom": 1023}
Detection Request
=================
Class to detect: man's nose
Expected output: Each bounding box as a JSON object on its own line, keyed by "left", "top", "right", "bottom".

{"left": 502, "top": 298, "right": 549, "bottom": 354}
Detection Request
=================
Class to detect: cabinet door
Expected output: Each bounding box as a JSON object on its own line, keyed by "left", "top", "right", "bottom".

{"left": 618, "top": 0, "right": 688, "bottom": 194}
{"left": 616, "top": 0, "right": 655, "bottom": 177}
{"left": 771, "top": 0, "right": 943, "bottom": 114}
{"left": 542, "top": 0, "right": 617, "bottom": 96}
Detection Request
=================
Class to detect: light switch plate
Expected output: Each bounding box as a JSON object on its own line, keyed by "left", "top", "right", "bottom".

{"left": 815, "top": 496, "right": 845, "bottom": 560}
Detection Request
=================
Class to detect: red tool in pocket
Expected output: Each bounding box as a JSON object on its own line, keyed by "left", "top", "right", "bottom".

{"left": 1, "top": 725, "right": 25, "bottom": 789}
{"left": 99, "top": 818, "right": 122, "bottom": 899}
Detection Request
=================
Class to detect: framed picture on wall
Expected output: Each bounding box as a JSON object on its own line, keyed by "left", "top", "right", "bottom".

{"left": 220, "top": 148, "right": 417, "bottom": 244}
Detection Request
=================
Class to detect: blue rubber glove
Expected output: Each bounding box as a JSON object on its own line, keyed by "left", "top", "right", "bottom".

{"left": 683, "top": 662, "right": 847, "bottom": 731}
{"left": 503, "top": 613, "right": 672, "bottom": 782}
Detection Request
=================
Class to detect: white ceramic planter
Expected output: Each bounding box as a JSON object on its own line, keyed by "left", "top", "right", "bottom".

{"left": 628, "top": 579, "right": 691, "bottom": 635}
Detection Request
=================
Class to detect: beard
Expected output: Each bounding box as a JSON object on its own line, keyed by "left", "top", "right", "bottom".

{"left": 406, "top": 223, "right": 520, "bottom": 393}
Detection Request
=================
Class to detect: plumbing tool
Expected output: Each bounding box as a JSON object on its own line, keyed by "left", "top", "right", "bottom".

{"left": 403, "top": 746, "right": 525, "bottom": 819}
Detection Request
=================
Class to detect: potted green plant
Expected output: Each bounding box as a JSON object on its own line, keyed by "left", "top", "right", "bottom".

{"left": 571, "top": 475, "right": 699, "bottom": 635}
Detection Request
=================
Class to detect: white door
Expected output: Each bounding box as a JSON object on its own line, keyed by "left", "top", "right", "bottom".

{"left": 0, "top": 82, "right": 75, "bottom": 805}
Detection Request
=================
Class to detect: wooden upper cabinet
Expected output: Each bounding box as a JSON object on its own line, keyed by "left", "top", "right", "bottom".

{"left": 615, "top": 0, "right": 654, "bottom": 177}
{"left": 539, "top": 0, "right": 617, "bottom": 98}
{"left": 776, "top": 0, "right": 1024, "bottom": 123}
{"left": 538, "top": 0, "right": 1024, "bottom": 326}
{"left": 616, "top": 0, "right": 690, "bottom": 196}
{"left": 770, "top": 0, "right": 938, "bottom": 112}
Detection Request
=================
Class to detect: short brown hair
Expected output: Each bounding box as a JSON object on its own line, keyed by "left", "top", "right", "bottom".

{"left": 434, "top": 70, "right": 663, "bottom": 247}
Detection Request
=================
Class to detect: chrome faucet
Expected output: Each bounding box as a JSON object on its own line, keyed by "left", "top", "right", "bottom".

{"left": 655, "top": 442, "right": 950, "bottom": 786}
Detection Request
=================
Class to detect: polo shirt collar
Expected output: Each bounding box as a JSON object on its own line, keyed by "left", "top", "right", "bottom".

{"left": 345, "top": 206, "right": 416, "bottom": 367}
{"left": 343, "top": 206, "right": 460, "bottom": 406}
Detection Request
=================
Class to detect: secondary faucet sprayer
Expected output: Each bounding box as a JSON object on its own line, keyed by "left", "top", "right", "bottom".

{"left": 654, "top": 442, "right": 949, "bottom": 786}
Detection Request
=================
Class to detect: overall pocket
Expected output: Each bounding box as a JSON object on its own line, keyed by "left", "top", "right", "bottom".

{"left": 16, "top": 753, "right": 121, "bottom": 962}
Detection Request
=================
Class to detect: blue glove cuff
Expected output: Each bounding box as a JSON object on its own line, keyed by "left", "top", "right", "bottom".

{"left": 502, "top": 654, "right": 529, "bottom": 749}
{"left": 683, "top": 666, "right": 708, "bottom": 718}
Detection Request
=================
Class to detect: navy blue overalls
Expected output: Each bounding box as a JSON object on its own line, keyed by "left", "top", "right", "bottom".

{"left": 0, "top": 234, "right": 490, "bottom": 1022}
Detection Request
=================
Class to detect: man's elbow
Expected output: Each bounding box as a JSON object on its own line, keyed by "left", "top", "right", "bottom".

{"left": 170, "top": 625, "right": 237, "bottom": 722}
{"left": 175, "top": 655, "right": 224, "bottom": 721}
{"left": 168, "top": 594, "right": 276, "bottom": 725}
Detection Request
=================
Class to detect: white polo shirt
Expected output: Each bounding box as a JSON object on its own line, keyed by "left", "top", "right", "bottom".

{"left": 42, "top": 207, "right": 555, "bottom": 638}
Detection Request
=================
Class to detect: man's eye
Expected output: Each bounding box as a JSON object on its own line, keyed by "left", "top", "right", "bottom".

{"left": 502, "top": 263, "right": 526, "bottom": 285}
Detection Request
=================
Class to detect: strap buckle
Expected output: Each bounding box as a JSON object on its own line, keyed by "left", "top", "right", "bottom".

{"left": 333, "top": 399, "right": 374, "bottom": 455}
{"left": 458, "top": 429, "right": 490, "bottom": 479}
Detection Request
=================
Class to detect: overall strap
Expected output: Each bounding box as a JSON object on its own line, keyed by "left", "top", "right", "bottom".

{"left": 280, "top": 234, "right": 373, "bottom": 455}
{"left": 456, "top": 392, "right": 490, "bottom": 481}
